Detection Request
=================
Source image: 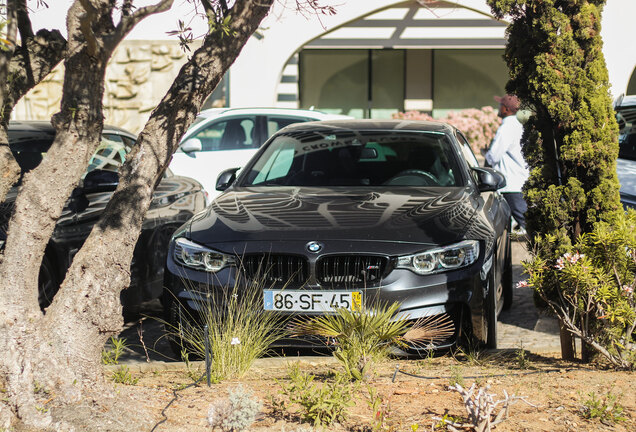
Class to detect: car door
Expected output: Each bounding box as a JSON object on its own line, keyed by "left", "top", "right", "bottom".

{"left": 169, "top": 115, "right": 259, "bottom": 195}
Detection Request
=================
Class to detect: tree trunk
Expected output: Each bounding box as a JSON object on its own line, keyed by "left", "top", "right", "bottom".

{"left": 559, "top": 319, "right": 575, "bottom": 361}
{"left": 0, "top": 0, "right": 273, "bottom": 428}
{"left": 0, "top": 27, "right": 66, "bottom": 202}
{"left": 0, "top": 0, "right": 156, "bottom": 426}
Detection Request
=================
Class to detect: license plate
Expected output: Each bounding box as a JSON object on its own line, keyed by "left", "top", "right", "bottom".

{"left": 264, "top": 290, "right": 362, "bottom": 312}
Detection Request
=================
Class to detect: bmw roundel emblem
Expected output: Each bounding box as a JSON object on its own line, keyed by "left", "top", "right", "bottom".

{"left": 306, "top": 241, "right": 323, "bottom": 253}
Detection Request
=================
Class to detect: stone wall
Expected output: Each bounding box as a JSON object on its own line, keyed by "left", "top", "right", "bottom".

{"left": 13, "top": 40, "right": 196, "bottom": 134}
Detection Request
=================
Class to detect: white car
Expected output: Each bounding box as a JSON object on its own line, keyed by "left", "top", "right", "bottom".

{"left": 169, "top": 108, "right": 352, "bottom": 197}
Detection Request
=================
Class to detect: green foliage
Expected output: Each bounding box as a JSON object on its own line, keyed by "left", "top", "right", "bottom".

{"left": 366, "top": 384, "right": 393, "bottom": 431}
{"left": 291, "top": 302, "right": 419, "bottom": 380}
{"left": 434, "top": 413, "right": 463, "bottom": 430}
{"left": 448, "top": 365, "right": 464, "bottom": 387}
{"left": 165, "top": 278, "right": 289, "bottom": 382}
{"left": 524, "top": 210, "right": 636, "bottom": 368}
{"left": 580, "top": 390, "right": 627, "bottom": 424}
{"left": 207, "top": 385, "right": 261, "bottom": 432}
{"left": 111, "top": 366, "right": 139, "bottom": 385}
{"left": 101, "top": 337, "right": 127, "bottom": 365}
{"left": 276, "top": 363, "right": 356, "bottom": 427}
{"left": 515, "top": 343, "right": 531, "bottom": 369}
{"left": 488, "top": 0, "right": 623, "bottom": 363}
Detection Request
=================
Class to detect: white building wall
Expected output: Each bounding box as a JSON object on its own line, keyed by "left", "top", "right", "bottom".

{"left": 229, "top": 0, "right": 497, "bottom": 107}
{"left": 23, "top": 0, "right": 636, "bottom": 107}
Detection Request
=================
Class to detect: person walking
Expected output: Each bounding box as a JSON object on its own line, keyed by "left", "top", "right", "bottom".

{"left": 485, "top": 94, "right": 529, "bottom": 234}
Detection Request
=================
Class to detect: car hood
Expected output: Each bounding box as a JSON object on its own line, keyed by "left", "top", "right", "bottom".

{"left": 188, "top": 186, "right": 480, "bottom": 246}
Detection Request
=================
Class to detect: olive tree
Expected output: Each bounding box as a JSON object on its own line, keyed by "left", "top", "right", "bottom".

{"left": 487, "top": 0, "right": 623, "bottom": 361}
{"left": 0, "top": 0, "right": 280, "bottom": 428}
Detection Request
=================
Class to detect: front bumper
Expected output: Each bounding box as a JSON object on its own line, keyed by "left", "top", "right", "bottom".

{"left": 164, "top": 241, "right": 491, "bottom": 348}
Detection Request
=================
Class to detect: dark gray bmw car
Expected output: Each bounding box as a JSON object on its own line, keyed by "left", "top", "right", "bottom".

{"left": 164, "top": 120, "right": 512, "bottom": 351}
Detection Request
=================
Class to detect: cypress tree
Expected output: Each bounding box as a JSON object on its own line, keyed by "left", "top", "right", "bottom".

{"left": 487, "top": 0, "right": 622, "bottom": 359}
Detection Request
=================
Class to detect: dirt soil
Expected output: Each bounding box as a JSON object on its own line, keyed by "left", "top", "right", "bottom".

{"left": 96, "top": 350, "right": 636, "bottom": 432}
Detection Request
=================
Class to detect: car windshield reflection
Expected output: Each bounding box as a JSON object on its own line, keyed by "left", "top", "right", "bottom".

{"left": 242, "top": 130, "right": 463, "bottom": 187}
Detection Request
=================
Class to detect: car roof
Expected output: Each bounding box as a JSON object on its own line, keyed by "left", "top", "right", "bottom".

{"left": 8, "top": 120, "right": 136, "bottom": 138}
{"left": 195, "top": 107, "right": 353, "bottom": 121}
{"left": 274, "top": 118, "right": 457, "bottom": 134}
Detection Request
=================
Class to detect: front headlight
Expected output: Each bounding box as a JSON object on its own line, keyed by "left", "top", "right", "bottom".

{"left": 173, "top": 238, "right": 235, "bottom": 272}
{"left": 396, "top": 240, "right": 480, "bottom": 275}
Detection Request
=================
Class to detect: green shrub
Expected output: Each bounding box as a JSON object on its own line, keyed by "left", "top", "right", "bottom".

{"left": 488, "top": 0, "right": 622, "bottom": 363}
{"left": 165, "top": 277, "right": 289, "bottom": 382}
{"left": 524, "top": 210, "right": 636, "bottom": 369}
{"left": 580, "top": 390, "right": 627, "bottom": 424}
{"left": 111, "top": 366, "right": 138, "bottom": 385}
{"left": 276, "top": 363, "right": 355, "bottom": 427}
{"left": 101, "top": 336, "right": 127, "bottom": 365}
{"left": 291, "top": 302, "right": 452, "bottom": 380}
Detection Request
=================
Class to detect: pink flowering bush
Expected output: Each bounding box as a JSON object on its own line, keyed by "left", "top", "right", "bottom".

{"left": 523, "top": 210, "right": 636, "bottom": 369}
{"left": 393, "top": 107, "right": 501, "bottom": 154}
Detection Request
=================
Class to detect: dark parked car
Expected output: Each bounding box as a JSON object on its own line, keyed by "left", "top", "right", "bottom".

{"left": 615, "top": 95, "right": 636, "bottom": 208}
{"left": 164, "top": 120, "right": 513, "bottom": 351}
{"left": 1, "top": 121, "right": 207, "bottom": 309}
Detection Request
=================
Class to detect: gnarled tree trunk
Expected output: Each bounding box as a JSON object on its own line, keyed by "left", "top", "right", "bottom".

{"left": 0, "top": 0, "right": 172, "bottom": 428}
{"left": 0, "top": 0, "right": 66, "bottom": 202}
{"left": 0, "top": 0, "right": 273, "bottom": 429}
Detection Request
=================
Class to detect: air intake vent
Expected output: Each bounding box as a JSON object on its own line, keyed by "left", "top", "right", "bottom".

{"left": 316, "top": 255, "right": 388, "bottom": 288}
{"left": 239, "top": 254, "right": 309, "bottom": 287}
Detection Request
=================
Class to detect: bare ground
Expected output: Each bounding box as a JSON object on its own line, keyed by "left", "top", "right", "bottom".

{"left": 86, "top": 350, "right": 635, "bottom": 432}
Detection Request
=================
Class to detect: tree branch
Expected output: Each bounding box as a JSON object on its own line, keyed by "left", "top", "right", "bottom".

{"left": 15, "top": 0, "right": 33, "bottom": 42}
{"left": 111, "top": 0, "right": 174, "bottom": 47}
{"left": 77, "top": 0, "right": 101, "bottom": 56}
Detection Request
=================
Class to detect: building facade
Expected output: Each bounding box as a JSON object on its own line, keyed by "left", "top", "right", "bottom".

{"left": 12, "top": 0, "right": 636, "bottom": 133}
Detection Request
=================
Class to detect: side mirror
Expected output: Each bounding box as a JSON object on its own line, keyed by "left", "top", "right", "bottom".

{"left": 83, "top": 169, "right": 119, "bottom": 193}
{"left": 471, "top": 167, "right": 506, "bottom": 192}
{"left": 180, "top": 138, "right": 202, "bottom": 154}
{"left": 216, "top": 167, "right": 240, "bottom": 191}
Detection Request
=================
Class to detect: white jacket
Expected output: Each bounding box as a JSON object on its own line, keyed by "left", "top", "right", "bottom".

{"left": 485, "top": 115, "right": 529, "bottom": 193}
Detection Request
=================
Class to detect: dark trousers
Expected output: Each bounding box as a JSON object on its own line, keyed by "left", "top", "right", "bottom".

{"left": 502, "top": 192, "right": 527, "bottom": 229}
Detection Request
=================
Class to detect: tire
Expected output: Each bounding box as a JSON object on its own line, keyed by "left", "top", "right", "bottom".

{"left": 164, "top": 295, "right": 203, "bottom": 360}
{"left": 38, "top": 255, "right": 59, "bottom": 309}
{"left": 502, "top": 235, "right": 513, "bottom": 311}
{"left": 485, "top": 260, "right": 498, "bottom": 349}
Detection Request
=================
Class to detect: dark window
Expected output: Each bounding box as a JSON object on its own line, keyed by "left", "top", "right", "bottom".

{"left": 266, "top": 116, "right": 311, "bottom": 141}
{"left": 191, "top": 117, "right": 257, "bottom": 151}
{"left": 617, "top": 106, "right": 636, "bottom": 161}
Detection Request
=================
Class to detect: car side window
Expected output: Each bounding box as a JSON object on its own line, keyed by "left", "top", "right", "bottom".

{"left": 250, "top": 141, "right": 296, "bottom": 184}
{"left": 266, "top": 116, "right": 309, "bottom": 140}
{"left": 192, "top": 117, "right": 257, "bottom": 151}
{"left": 86, "top": 134, "right": 128, "bottom": 173}
{"left": 456, "top": 133, "right": 480, "bottom": 168}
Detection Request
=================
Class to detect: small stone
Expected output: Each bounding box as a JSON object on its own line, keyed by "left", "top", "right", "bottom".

{"left": 431, "top": 389, "right": 439, "bottom": 394}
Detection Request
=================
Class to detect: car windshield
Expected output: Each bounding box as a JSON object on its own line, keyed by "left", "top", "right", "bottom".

{"left": 617, "top": 105, "right": 636, "bottom": 161}
{"left": 241, "top": 129, "right": 462, "bottom": 187}
{"left": 9, "top": 132, "right": 130, "bottom": 182}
